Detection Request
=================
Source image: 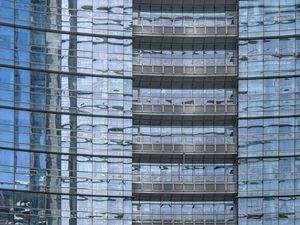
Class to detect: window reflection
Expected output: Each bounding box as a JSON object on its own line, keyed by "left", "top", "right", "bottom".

{"left": 239, "top": 77, "right": 300, "bottom": 117}
{"left": 0, "top": 0, "right": 133, "bottom": 224}
{"left": 133, "top": 124, "right": 234, "bottom": 145}
{"left": 0, "top": 26, "right": 132, "bottom": 76}
{"left": 0, "top": 149, "right": 132, "bottom": 195}
{"left": 133, "top": 46, "right": 236, "bottom": 67}
{"left": 239, "top": 37, "right": 300, "bottom": 78}
{"left": 133, "top": 162, "right": 234, "bottom": 184}
{"left": 133, "top": 10, "right": 236, "bottom": 29}
{"left": 0, "top": 189, "right": 132, "bottom": 224}
{"left": 134, "top": 87, "right": 235, "bottom": 106}
{"left": 132, "top": 200, "right": 235, "bottom": 222}
{"left": 239, "top": 1, "right": 299, "bottom": 224}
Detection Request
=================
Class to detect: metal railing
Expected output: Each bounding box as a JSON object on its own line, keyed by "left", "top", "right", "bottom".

{"left": 133, "top": 64, "right": 237, "bottom": 76}
{"left": 133, "top": 181, "right": 236, "bottom": 193}
{"left": 133, "top": 25, "right": 237, "bottom": 36}
{"left": 132, "top": 103, "right": 236, "bottom": 115}
{"left": 133, "top": 143, "right": 237, "bottom": 155}
{"left": 132, "top": 215, "right": 236, "bottom": 225}
{"left": 132, "top": 221, "right": 235, "bottom": 225}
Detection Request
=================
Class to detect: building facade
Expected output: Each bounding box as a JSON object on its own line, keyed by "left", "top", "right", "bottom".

{"left": 0, "top": 0, "right": 298, "bottom": 225}
{"left": 0, "top": 0, "right": 132, "bottom": 224}
{"left": 238, "top": 0, "right": 300, "bottom": 224}
{"left": 132, "top": 0, "right": 237, "bottom": 224}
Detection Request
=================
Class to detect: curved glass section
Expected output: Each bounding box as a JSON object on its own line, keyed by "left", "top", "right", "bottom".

{"left": 238, "top": 0, "right": 300, "bottom": 224}
{"left": 0, "top": 0, "right": 133, "bottom": 225}
{"left": 0, "top": 0, "right": 132, "bottom": 36}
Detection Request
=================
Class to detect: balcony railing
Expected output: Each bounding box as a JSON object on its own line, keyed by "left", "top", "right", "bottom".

{"left": 133, "top": 24, "right": 237, "bottom": 36}
{"left": 132, "top": 214, "right": 235, "bottom": 221}
{"left": 133, "top": 181, "right": 236, "bottom": 194}
{"left": 133, "top": 0, "right": 238, "bottom": 7}
{"left": 133, "top": 221, "right": 235, "bottom": 225}
{"left": 133, "top": 143, "right": 236, "bottom": 156}
{"left": 133, "top": 64, "right": 237, "bottom": 76}
{"left": 132, "top": 216, "right": 236, "bottom": 225}
{"left": 133, "top": 101, "right": 236, "bottom": 115}
{"left": 132, "top": 214, "right": 236, "bottom": 225}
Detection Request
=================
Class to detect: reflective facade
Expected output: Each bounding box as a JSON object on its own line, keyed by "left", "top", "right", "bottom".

{"left": 0, "top": 0, "right": 132, "bottom": 225}
{"left": 0, "top": 0, "right": 299, "bottom": 224}
{"left": 132, "top": 0, "right": 237, "bottom": 225}
{"left": 238, "top": 0, "right": 300, "bottom": 224}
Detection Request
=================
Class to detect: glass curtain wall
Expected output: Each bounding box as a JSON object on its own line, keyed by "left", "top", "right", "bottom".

{"left": 0, "top": 0, "right": 132, "bottom": 225}
{"left": 238, "top": 0, "right": 300, "bottom": 224}
{"left": 132, "top": 1, "right": 238, "bottom": 224}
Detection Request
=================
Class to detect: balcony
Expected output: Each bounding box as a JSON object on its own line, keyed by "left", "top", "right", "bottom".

{"left": 132, "top": 219, "right": 237, "bottom": 225}
{"left": 133, "top": 143, "right": 236, "bottom": 160}
{"left": 133, "top": 101, "right": 236, "bottom": 116}
{"left": 134, "top": 0, "right": 238, "bottom": 7}
{"left": 133, "top": 222, "right": 235, "bottom": 225}
{"left": 133, "top": 181, "right": 236, "bottom": 200}
{"left": 133, "top": 25, "right": 237, "bottom": 37}
{"left": 133, "top": 219, "right": 235, "bottom": 225}
{"left": 133, "top": 169, "right": 236, "bottom": 198}
{"left": 133, "top": 179, "right": 236, "bottom": 193}
{"left": 133, "top": 46, "right": 237, "bottom": 78}
{"left": 132, "top": 121, "right": 236, "bottom": 160}
{"left": 133, "top": 83, "right": 237, "bottom": 110}
{"left": 132, "top": 200, "right": 236, "bottom": 224}
{"left": 132, "top": 95, "right": 237, "bottom": 122}
{"left": 133, "top": 12, "right": 237, "bottom": 37}
{"left": 133, "top": 64, "right": 237, "bottom": 77}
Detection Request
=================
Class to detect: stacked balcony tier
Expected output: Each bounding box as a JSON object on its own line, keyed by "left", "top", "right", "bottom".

{"left": 132, "top": 200, "right": 236, "bottom": 225}
{"left": 133, "top": 120, "right": 236, "bottom": 160}
{"left": 133, "top": 80, "right": 236, "bottom": 119}
{"left": 132, "top": 162, "right": 236, "bottom": 199}
{"left": 133, "top": 41, "right": 237, "bottom": 78}
{"left": 132, "top": 1, "right": 238, "bottom": 224}
{"left": 133, "top": 5, "right": 237, "bottom": 37}
{"left": 134, "top": 0, "right": 238, "bottom": 8}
